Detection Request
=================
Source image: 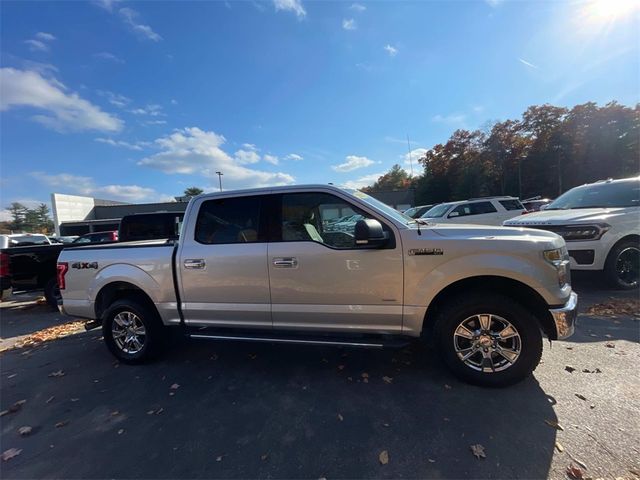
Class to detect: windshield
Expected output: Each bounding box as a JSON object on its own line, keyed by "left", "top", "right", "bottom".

{"left": 546, "top": 181, "right": 640, "bottom": 210}
{"left": 421, "top": 203, "right": 452, "bottom": 218}
{"left": 343, "top": 189, "right": 413, "bottom": 224}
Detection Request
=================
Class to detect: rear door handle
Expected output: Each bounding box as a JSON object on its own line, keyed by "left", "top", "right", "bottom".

{"left": 184, "top": 259, "right": 206, "bottom": 269}
{"left": 273, "top": 257, "right": 298, "bottom": 268}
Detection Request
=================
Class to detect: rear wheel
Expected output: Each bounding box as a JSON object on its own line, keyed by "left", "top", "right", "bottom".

{"left": 433, "top": 293, "right": 543, "bottom": 387}
{"left": 102, "top": 299, "right": 166, "bottom": 363}
{"left": 604, "top": 239, "right": 639, "bottom": 290}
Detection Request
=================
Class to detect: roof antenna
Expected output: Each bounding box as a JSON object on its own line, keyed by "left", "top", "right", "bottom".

{"left": 406, "top": 134, "right": 414, "bottom": 178}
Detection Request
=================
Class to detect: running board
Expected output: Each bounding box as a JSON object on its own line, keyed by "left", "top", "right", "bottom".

{"left": 186, "top": 329, "right": 411, "bottom": 349}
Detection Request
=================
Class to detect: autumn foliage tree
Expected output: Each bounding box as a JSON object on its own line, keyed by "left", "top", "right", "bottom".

{"left": 367, "top": 101, "right": 639, "bottom": 204}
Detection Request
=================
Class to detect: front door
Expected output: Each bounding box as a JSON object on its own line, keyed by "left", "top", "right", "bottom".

{"left": 178, "top": 194, "right": 271, "bottom": 328}
{"left": 268, "top": 192, "right": 404, "bottom": 334}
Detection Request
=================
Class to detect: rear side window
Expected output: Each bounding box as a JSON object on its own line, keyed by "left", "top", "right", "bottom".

{"left": 195, "top": 196, "right": 262, "bottom": 244}
{"left": 499, "top": 199, "right": 524, "bottom": 211}
{"left": 451, "top": 201, "right": 497, "bottom": 217}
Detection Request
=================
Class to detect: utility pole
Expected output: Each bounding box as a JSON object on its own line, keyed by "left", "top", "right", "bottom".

{"left": 215, "top": 171, "right": 223, "bottom": 192}
{"left": 406, "top": 134, "right": 414, "bottom": 177}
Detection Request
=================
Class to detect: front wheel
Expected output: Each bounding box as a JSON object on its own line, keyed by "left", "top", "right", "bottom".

{"left": 433, "top": 294, "right": 543, "bottom": 387}
{"left": 604, "top": 239, "right": 639, "bottom": 290}
{"left": 102, "top": 299, "right": 166, "bottom": 363}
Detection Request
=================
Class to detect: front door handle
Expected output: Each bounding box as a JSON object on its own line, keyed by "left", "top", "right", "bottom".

{"left": 184, "top": 259, "right": 206, "bottom": 269}
{"left": 273, "top": 257, "right": 298, "bottom": 268}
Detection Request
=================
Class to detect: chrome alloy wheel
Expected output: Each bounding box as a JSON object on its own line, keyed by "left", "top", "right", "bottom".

{"left": 112, "top": 311, "right": 146, "bottom": 355}
{"left": 453, "top": 314, "right": 522, "bottom": 373}
{"left": 616, "top": 246, "right": 640, "bottom": 288}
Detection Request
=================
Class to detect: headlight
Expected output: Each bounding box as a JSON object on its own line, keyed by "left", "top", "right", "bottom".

{"left": 544, "top": 247, "right": 570, "bottom": 287}
{"left": 556, "top": 223, "right": 610, "bottom": 241}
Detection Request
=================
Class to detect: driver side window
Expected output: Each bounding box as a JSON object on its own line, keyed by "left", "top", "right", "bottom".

{"left": 280, "top": 193, "right": 373, "bottom": 248}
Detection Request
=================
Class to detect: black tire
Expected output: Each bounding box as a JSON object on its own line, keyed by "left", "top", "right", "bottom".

{"left": 433, "top": 293, "right": 543, "bottom": 387}
{"left": 102, "top": 298, "right": 166, "bottom": 364}
{"left": 604, "top": 239, "right": 640, "bottom": 290}
{"left": 44, "top": 278, "right": 61, "bottom": 309}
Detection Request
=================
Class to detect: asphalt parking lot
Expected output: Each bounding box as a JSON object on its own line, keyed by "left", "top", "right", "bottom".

{"left": 1, "top": 275, "right": 638, "bottom": 479}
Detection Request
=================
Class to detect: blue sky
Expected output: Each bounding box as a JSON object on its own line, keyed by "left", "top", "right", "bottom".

{"left": 1, "top": 0, "right": 638, "bottom": 217}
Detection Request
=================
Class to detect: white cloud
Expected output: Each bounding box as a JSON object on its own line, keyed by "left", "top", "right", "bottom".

{"left": 0, "top": 67, "right": 123, "bottom": 133}
{"left": 117, "top": 7, "right": 162, "bottom": 42}
{"left": 95, "top": 137, "right": 151, "bottom": 151}
{"left": 518, "top": 58, "right": 539, "bottom": 69}
{"left": 24, "top": 39, "right": 49, "bottom": 52}
{"left": 93, "top": 0, "right": 121, "bottom": 12}
{"left": 432, "top": 113, "right": 467, "bottom": 125}
{"left": 341, "top": 172, "right": 385, "bottom": 190}
{"left": 35, "top": 32, "right": 56, "bottom": 41}
{"left": 97, "top": 90, "right": 131, "bottom": 108}
{"left": 350, "top": 3, "right": 366, "bottom": 12}
{"left": 485, "top": 0, "right": 504, "bottom": 7}
{"left": 31, "top": 171, "right": 162, "bottom": 202}
{"left": 384, "top": 44, "right": 398, "bottom": 57}
{"left": 138, "top": 127, "right": 295, "bottom": 189}
{"left": 403, "top": 148, "right": 428, "bottom": 169}
{"left": 342, "top": 18, "right": 357, "bottom": 30}
{"left": 273, "top": 0, "right": 306, "bottom": 18}
{"left": 332, "top": 155, "right": 376, "bottom": 173}
{"left": 94, "top": 52, "right": 125, "bottom": 63}
{"left": 130, "top": 104, "right": 164, "bottom": 116}
{"left": 142, "top": 119, "right": 167, "bottom": 126}
{"left": 284, "top": 153, "right": 303, "bottom": 161}
{"left": 263, "top": 154, "right": 279, "bottom": 165}
{"left": 24, "top": 32, "right": 56, "bottom": 52}
{"left": 234, "top": 144, "right": 261, "bottom": 164}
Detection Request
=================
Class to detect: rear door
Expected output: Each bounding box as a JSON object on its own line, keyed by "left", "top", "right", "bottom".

{"left": 447, "top": 201, "right": 500, "bottom": 225}
{"left": 498, "top": 199, "right": 526, "bottom": 222}
{"left": 177, "top": 194, "right": 271, "bottom": 328}
{"left": 267, "top": 191, "right": 404, "bottom": 333}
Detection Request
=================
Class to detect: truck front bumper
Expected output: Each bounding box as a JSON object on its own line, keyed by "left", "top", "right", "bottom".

{"left": 549, "top": 291, "right": 578, "bottom": 340}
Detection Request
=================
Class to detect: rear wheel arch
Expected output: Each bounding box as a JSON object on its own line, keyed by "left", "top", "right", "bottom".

{"left": 95, "top": 281, "right": 159, "bottom": 322}
{"left": 421, "top": 275, "right": 557, "bottom": 340}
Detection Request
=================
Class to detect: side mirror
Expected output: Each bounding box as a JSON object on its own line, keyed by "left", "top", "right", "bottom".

{"left": 354, "top": 219, "right": 388, "bottom": 247}
{"left": 448, "top": 211, "right": 460, "bottom": 218}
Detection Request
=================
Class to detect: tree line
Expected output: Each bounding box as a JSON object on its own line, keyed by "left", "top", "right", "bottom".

{"left": 364, "top": 101, "right": 639, "bottom": 204}
{"left": 3, "top": 203, "right": 55, "bottom": 234}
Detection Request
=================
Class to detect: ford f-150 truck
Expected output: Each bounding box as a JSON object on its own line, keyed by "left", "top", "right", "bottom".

{"left": 57, "top": 185, "right": 577, "bottom": 387}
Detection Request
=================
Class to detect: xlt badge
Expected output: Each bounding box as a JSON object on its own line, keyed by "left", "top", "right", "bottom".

{"left": 409, "top": 248, "right": 443, "bottom": 256}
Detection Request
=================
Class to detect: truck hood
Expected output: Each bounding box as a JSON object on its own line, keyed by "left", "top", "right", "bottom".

{"left": 503, "top": 207, "right": 630, "bottom": 226}
{"left": 416, "top": 223, "right": 561, "bottom": 242}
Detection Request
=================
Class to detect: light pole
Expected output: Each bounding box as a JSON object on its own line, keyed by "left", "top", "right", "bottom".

{"left": 215, "top": 171, "right": 223, "bottom": 191}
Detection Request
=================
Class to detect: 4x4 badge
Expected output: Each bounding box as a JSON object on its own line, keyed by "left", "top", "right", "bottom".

{"left": 409, "top": 248, "right": 443, "bottom": 256}
{"left": 71, "top": 262, "right": 98, "bottom": 269}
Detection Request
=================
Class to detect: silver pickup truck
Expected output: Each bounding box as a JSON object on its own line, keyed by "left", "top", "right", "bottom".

{"left": 57, "top": 185, "right": 577, "bottom": 387}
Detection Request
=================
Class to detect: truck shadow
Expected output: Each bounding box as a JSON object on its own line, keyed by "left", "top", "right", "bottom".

{"left": 2, "top": 335, "right": 557, "bottom": 479}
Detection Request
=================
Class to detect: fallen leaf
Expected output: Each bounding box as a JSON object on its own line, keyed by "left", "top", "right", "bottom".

{"left": 1, "top": 448, "right": 22, "bottom": 462}
{"left": 337, "top": 414, "right": 344, "bottom": 422}
{"left": 13, "top": 321, "right": 86, "bottom": 349}
{"left": 585, "top": 298, "right": 639, "bottom": 317}
{"left": 545, "top": 419, "right": 564, "bottom": 431}
{"left": 321, "top": 358, "right": 328, "bottom": 363}
{"left": 70, "top": 398, "right": 79, "bottom": 402}
{"left": 382, "top": 376, "right": 393, "bottom": 384}
{"left": 55, "top": 421, "right": 69, "bottom": 428}
{"left": 18, "top": 426, "right": 32, "bottom": 436}
{"left": 48, "top": 370, "right": 65, "bottom": 378}
{"left": 566, "top": 464, "right": 584, "bottom": 479}
{"left": 261, "top": 453, "right": 269, "bottom": 461}
{"left": 428, "top": 458, "right": 436, "bottom": 463}
{"left": 146, "top": 410, "right": 155, "bottom": 415}
{"left": 46, "top": 396, "right": 54, "bottom": 404}
{"left": 361, "top": 373, "right": 369, "bottom": 379}
{"left": 7, "top": 374, "right": 17, "bottom": 379}
{"left": 170, "top": 383, "right": 180, "bottom": 390}
{"left": 382, "top": 423, "right": 390, "bottom": 427}
{"left": 117, "top": 429, "right": 124, "bottom": 435}
{"left": 565, "top": 365, "right": 576, "bottom": 373}
{"left": 337, "top": 365, "right": 345, "bottom": 370}
{"left": 379, "top": 450, "right": 389, "bottom": 465}
{"left": 249, "top": 354, "right": 257, "bottom": 360}
{"left": 444, "top": 384, "right": 452, "bottom": 390}
{"left": 363, "top": 378, "right": 369, "bottom": 384}
{"left": 575, "top": 393, "right": 587, "bottom": 401}
{"left": 605, "top": 342, "right": 615, "bottom": 348}
{"left": 111, "top": 411, "right": 120, "bottom": 416}
{"left": 566, "top": 346, "right": 573, "bottom": 350}
{"left": 555, "top": 441, "right": 564, "bottom": 452}
{"left": 590, "top": 404, "right": 595, "bottom": 409}
{"left": 0, "top": 410, "right": 8, "bottom": 417}
{"left": 470, "top": 444, "right": 485, "bottom": 459}
{"left": 216, "top": 455, "right": 223, "bottom": 462}
{"left": 155, "top": 408, "right": 164, "bottom": 415}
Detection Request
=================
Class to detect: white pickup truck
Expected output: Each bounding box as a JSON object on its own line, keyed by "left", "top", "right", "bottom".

{"left": 57, "top": 185, "right": 577, "bottom": 387}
